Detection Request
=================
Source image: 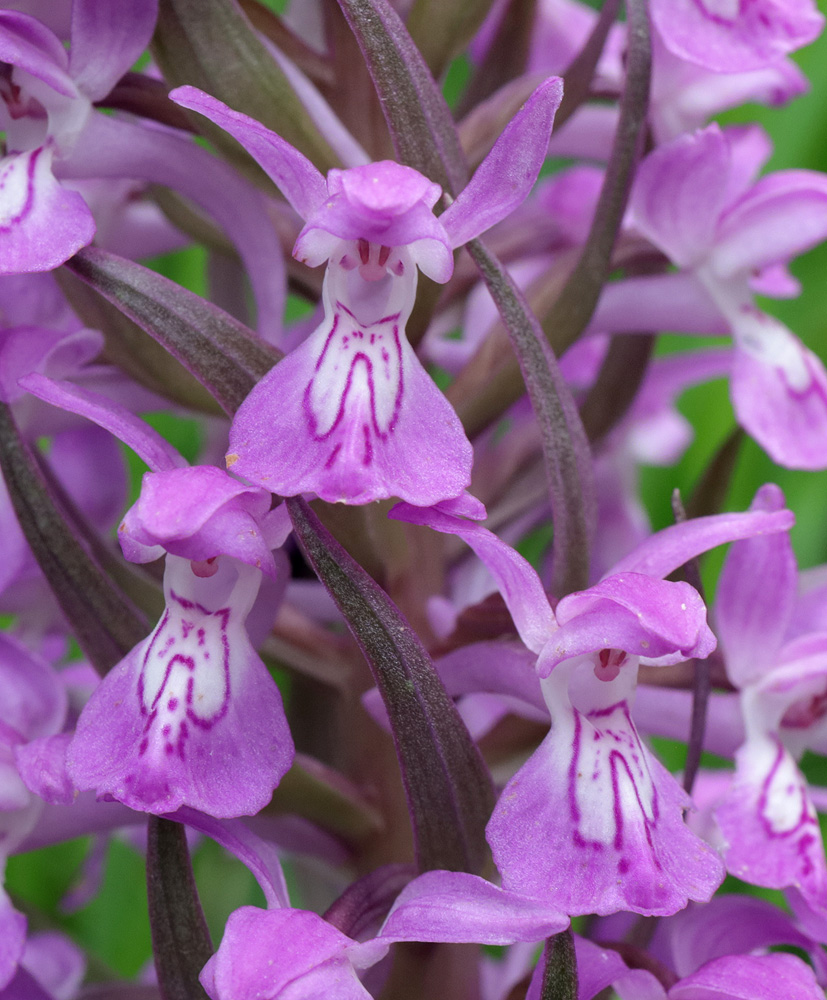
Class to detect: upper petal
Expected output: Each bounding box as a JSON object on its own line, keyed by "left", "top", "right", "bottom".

{"left": 630, "top": 125, "right": 730, "bottom": 268}
{"left": 68, "top": 0, "right": 158, "bottom": 102}
{"left": 169, "top": 86, "right": 328, "bottom": 221}
{"left": 609, "top": 505, "right": 795, "bottom": 581}
{"left": 716, "top": 483, "right": 797, "bottom": 687}
{"left": 120, "top": 467, "right": 276, "bottom": 575}
{"left": 390, "top": 504, "right": 557, "bottom": 654}
{"left": 296, "top": 162, "right": 453, "bottom": 281}
{"left": 0, "top": 11, "right": 75, "bottom": 98}
{"left": 441, "top": 76, "right": 563, "bottom": 248}
{"left": 542, "top": 573, "right": 715, "bottom": 674}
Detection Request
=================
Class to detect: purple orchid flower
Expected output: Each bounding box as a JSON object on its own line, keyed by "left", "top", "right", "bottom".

{"left": 202, "top": 862, "right": 825, "bottom": 1000}
{"left": 528, "top": 892, "right": 827, "bottom": 998}
{"left": 0, "top": 276, "right": 169, "bottom": 648}
{"left": 20, "top": 373, "right": 295, "bottom": 818}
{"left": 200, "top": 870, "right": 567, "bottom": 1000}
{"left": 200, "top": 906, "right": 382, "bottom": 1000}
{"left": 0, "top": 1, "right": 157, "bottom": 272}
{"left": 391, "top": 499, "right": 793, "bottom": 916}
{"left": 170, "top": 78, "right": 562, "bottom": 506}
{"left": 648, "top": 28, "right": 809, "bottom": 143}
{"left": 629, "top": 123, "right": 827, "bottom": 469}
{"left": 650, "top": 0, "right": 823, "bottom": 75}
{"left": 0, "top": 630, "right": 68, "bottom": 988}
{"left": 667, "top": 953, "right": 824, "bottom": 1000}
{"left": 711, "top": 483, "right": 827, "bottom": 922}
{"left": 660, "top": 892, "right": 827, "bottom": 984}
{"left": 534, "top": 944, "right": 824, "bottom": 1000}
{"left": 0, "top": 1, "right": 287, "bottom": 342}
{"left": 13, "top": 931, "right": 85, "bottom": 1000}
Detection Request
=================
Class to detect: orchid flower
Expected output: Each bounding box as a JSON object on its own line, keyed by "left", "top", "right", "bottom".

{"left": 391, "top": 498, "right": 793, "bottom": 916}
{"left": 0, "top": 1, "right": 286, "bottom": 341}
{"left": 19, "top": 373, "right": 295, "bottom": 817}
{"left": 629, "top": 123, "right": 827, "bottom": 469}
{"left": 531, "top": 945, "right": 824, "bottom": 1000}
{"left": 200, "top": 870, "right": 568, "bottom": 1000}
{"left": 201, "top": 854, "right": 827, "bottom": 1000}
{"left": 0, "top": 1, "right": 157, "bottom": 271}
{"left": 0, "top": 631, "right": 68, "bottom": 988}
{"left": 649, "top": 0, "right": 824, "bottom": 75}
{"left": 648, "top": 28, "right": 809, "bottom": 142}
{"left": 0, "top": 281, "right": 138, "bottom": 648}
{"left": 493, "top": 894, "right": 827, "bottom": 999}
{"left": 712, "top": 484, "right": 827, "bottom": 923}
{"left": 170, "top": 79, "right": 562, "bottom": 506}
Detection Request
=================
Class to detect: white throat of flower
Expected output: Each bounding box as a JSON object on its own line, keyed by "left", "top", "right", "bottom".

{"left": 539, "top": 656, "right": 656, "bottom": 850}
{"left": 135, "top": 555, "right": 260, "bottom": 764}
{"left": 698, "top": 265, "right": 812, "bottom": 392}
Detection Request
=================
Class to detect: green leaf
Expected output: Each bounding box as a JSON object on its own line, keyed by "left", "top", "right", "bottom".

{"left": 406, "top": 0, "right": 497, "bottom": 80}
{"left": 64, "top": 247, "right": 281, "bottom": 417}
{"left": 0, "top": 402, "right": 149, "bottom": 674}
{"left": 153, "top": 0, "right": 339, "bottom": 175}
